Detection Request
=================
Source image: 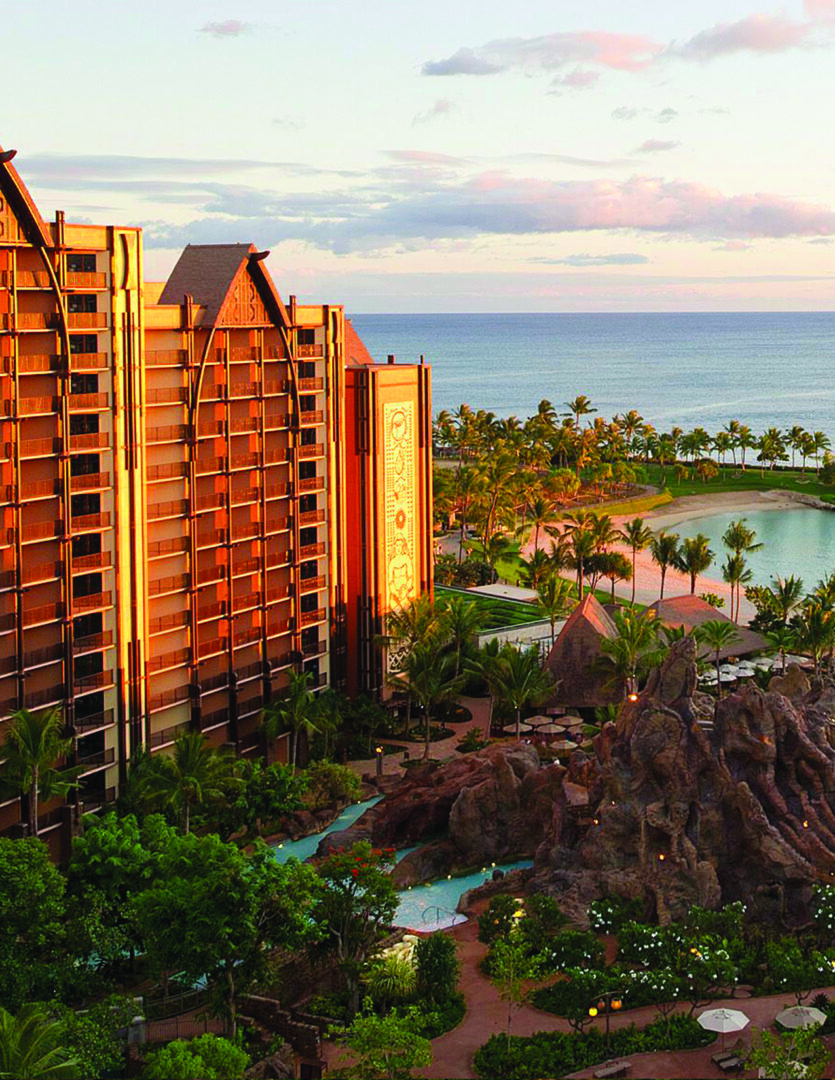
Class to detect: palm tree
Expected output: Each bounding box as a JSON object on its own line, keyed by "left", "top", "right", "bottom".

{"left": 568, "top": 529, "right": 596, "bottom": 598}
{"left": 261, "top": 671, "right": 320, "bottom": 773}
{"left": 488, "top": 645, "right": 554, "bottom": 740}
{"left": 380, "top": 593, "right": 443, "bottom": 668}
{"left": 144, "top": 731, "right": 241, "bottom": 833}
{"left": 649, "top": 530, "right": 680, "bottom": 600}
{"left": 619, "top": 517, "right": 653, "bottom": 605}
{"left": 518, "top": 548, "right": 553, "bottom": 590}
{"left": 0, "top": 708, "right": 79, "bottom": 837}
{"left": 676, "top": 534, "right": 714, "bottom": 594}
{"left": 699, "top": 620, "right": 740, "bottom": 698}
{"left": 465, "top": 638, "right": 504, "bottom": 740}
{"left": 482, "top": 532, "right": 515, "bottom": 584}
{"left": 0, "top": 1004, "right": 79, "bottom": 1079}
{"left": 597, "top": 608, "right": 663, "bottom": 698}
{"left": 722, "top": 553, "right": 753, "bottom": 624}
{"left": 793, "top": 602, "right": 835, "bottom": 677}
{"left": 787, "top": 425, "right": 806, "bottom": 470}
{"left": 812, "top": 431, "right": 832, "bottom": 477}
{"left": 772, "top": 575, "right": 805, "bottom": 625}
{"left": 438, "top": 595, "right": 485, "bottom": 678}
{"left": 524, "top": 494, "right": 556, "bottom": 552}
{"left": 563, "top": 395, "right": 597, "bottom": 428}
{"left": 391, "top": 642, "right": 462, "bottom": 759}
{"left": 597, "top": 551, "right": 633, "bottom": 603}
{"left": 536, "top": 574, "right": 575, "bottom": 645}
{"left": 766, "top": 624, "right": 797, "bottom": 676}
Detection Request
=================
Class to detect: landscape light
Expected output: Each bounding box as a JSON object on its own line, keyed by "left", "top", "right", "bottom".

{"left": 658, "top": 853, "right": 666, "bottom": 861}
{"left": 627, "top": 693, "right": 639, "bottom": 702}
{"left": 588, "top": 1006, "right": 598, "bottom": 1017}
{"left": 803, "top": 820, "right": 809, "bottom": 828}
{"left": 593, "top": 818, "right": 599, "bottom": 825}
{"left": 612, "top": 999, "right": 622, "bottom": 1011}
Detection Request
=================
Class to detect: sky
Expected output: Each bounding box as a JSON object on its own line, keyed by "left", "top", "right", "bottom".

{"left": 4, "top": 0, "right": 835, "bottom": 312}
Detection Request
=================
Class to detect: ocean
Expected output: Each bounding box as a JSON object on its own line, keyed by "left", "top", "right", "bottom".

{"left": 350, "top": 312, "right": 835, "bottom": 439}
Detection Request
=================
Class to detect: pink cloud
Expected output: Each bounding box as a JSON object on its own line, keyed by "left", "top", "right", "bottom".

{"left": 713, "top": 240, "right": 752, "bottom": 251}
{"left": 198, "top": 20, "right": 249, "bottom": 37}
{"left": 554, "top": 68, "right": 600, "bottom": 89}
{"left": 806, "top": 0, "right": 835, "bottom": 20}
{"left": 636, "top": 139, "right": 680, "bottom": 153}
{"left": 676, "top": 13, "right": 812, "bottom": 59}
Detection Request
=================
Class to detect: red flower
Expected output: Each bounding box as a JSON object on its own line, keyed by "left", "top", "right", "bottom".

{"left": 351, "top": 869, "right": 359, "bottom": 877}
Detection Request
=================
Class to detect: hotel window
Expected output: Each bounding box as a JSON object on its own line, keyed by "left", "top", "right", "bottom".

{"left": 68, "top": 295, "right": 97, "bottom": 314}
{"left": 299, "top": 461, "right": 316, "bottom": 480}
{"left": 67, "top": 254, "right": 96, "bottom": 274}
{"left": 70, "top": 335, "right": 98, "bottom": 354}
{"left": 71, "top": 373, "right": 98, "bottom": 395}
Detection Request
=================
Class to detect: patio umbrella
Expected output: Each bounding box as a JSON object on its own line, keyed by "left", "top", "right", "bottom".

{"left": 776, "top": 1006, "right": 826, "bottom": 1029}
{"left": 697, "top": 1007, "right": 750, "bottom": 1051}
{"left": 502, "top": 723, "right": 532, "bottom": 735}
{"left": 526, "top": 715, "right": 552, "bottom": 727}
{"left": 537, "top": 723, "right": 565, "bottom": 734}
{"left": 561, "top": 716, "right": 584, "bottom": 729}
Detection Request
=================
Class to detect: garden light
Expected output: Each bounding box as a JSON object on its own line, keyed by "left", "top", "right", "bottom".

{"left": 588, "top": 1006, "right": 598, "bottom": 1017}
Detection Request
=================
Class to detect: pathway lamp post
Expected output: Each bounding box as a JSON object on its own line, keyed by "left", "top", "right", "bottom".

{"left": 589, "top": 990, "right": 623, "bottom": 1055}
{"left": 375, "top": 745, "right": 383, "bottom": 780}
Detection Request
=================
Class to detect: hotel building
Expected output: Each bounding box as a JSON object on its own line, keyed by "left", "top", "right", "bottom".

{"left": 0, "top": 146, "right": 432, "bottom": 850}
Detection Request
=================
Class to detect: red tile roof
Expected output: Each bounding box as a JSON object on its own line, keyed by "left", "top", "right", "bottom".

{"left": 345, "top": 319, "right": 376, "bottom": 367}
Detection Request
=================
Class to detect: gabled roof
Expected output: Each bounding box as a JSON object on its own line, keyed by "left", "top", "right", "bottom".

{"left": 0, "top": 145, "right": 52, "bottom": 248}
{"left": 648, "top": 594, "right": 768, "bottom": 659}
{"left": 544, "top": 593, "right": 624, "bottom": 708}
{"left": 159, "top": 243, "right": 254, "bottom": 322}
{"left": 345, "top": 319, "right": 376, "bottom": 367}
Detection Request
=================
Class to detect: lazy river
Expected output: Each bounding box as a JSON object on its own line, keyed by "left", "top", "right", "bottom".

{"left": 272, "top": 800, "right": 532, "bottom": 931}
{"left": 676, "top": 507, "right": 835, "bottom": 588}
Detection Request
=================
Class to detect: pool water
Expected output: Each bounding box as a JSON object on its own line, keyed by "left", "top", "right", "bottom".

{"left": 272, "top": 797, "right": 382, "bottom": 863}
{"left": 394, "top": 860, "right": 534, "bottom": 932}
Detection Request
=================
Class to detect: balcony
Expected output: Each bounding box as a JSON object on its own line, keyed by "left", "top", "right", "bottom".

{"left": 73, "top": 631, "right": 113, "bottom": 655}
{"left": 231, "top": 487, "right": 259, "bottom": 506}
{"left": 197, "top": 601, "right": 225, "bottom": 622}
{"left": 266, "top": 618, "right": 291, "bottom": 637}
{"left": 18, "top": 354, "right": 59, "bottom": 373}
{"left": 148, "top": 684, "right": 191, "bottom": 713}
{"left": 297, "top": 377, "right": 324, "bottom": 392}
{"left": 201, "top": 671, "right": 229, "bottom": 693}
{"left": 149, "top": 611, "right": 189, "bottom": 634}
{"left": 299, "top": 410, "right": 324, "bottom": 426}
{"left": 299, "top": 508, "right": 326, "bottom": 527}
{"left": 229, "top": 416, "right": 258, "bottom": 434}
{"left": 236, "top": 659, "right": 263, "bottom": 681}
{"left": 67, "top": 312, "right": 107, "bottom": 330}
{"left": 21, "top": 478, "right": 58, "bottom": 500}
{"left": 23, "top": 642, "right": 64, "bottom": 668}
{"left": 148, "top": 535, "right": 189, "bottom": 559}
{"left": 202, "top": 709, "right": 229, "bottom": 731}
{"left": 232, "top": 556, "right": 259, "bottom": 577}
{"left": 230, "top": 453, "right": 259, "bottom": 471}
{"left": 264, "top": 412, "right": 289, "bottom": 431}
{"left": 69, "top": 352, "right": 108, "bottom": 371}
{"left": 148, "top": 574, "right": 189, "bottom": 597}
{"left": 299, "top": 575, "right": 326, "bottom": 594}
{"left": 24, "top": 685, "right": 63, "bottom": 709}
{"left": 266, "top": 551, "right": 291, "bottom": 568}
{"left": 16, "top": 313, "right": 58, "bottom": 331}
{"left": 149, "top": 721, "right": 191, "bottom": 748}
{"left": 265, "top": 482, "right": 292, "bottom": 500}
{"left": 68, "top": 392, "right": 109, "bottom": 411}
{"left": 15, "top": 270, "right": 50, "bottom": 288}
{"left": 148, "top": 647, "right": 190, "bottom": 673}
{"left": 147, "top": 461, "right": 188, "bottom": 482}
{"left": 234, "top": 626, "right": 261, "bottom": 647}
{"left": 146, "top": 349, "right": 187, "bottom": 367}
{"left": 197, "top": 636, "right": 227, "bottom": 659}
{"left": 70, "top": 472, "right": 110, "bottom": 493}
{"left": 298, "top": 443, "right": 325, "bottom": 460}
{"left": 81, "top": 787, "right": 117, "bottom": 813}
{"left": 228, "top": 347, "right": 258, "bottom": 363}
{"left": 147, "top": 425, "right": 187, "bottom": 444}
{"left": 266, "top": 584, "right": 291, "bottom": 603}
{"left": 146, "top": 387, "right": 188, "bottom": 405}
{"left": 21, "top": 520, "right": 60, "bottom": 542}
{"left": 73, "top": 591, "right": 112, "bottom": 613}
{"left": 78, "top": 746, "right": 116, "bottom": 771}
{"left": 75, "top": 708, "right": 115, "bottom": 732}
{"left": 196, "top": 528, "right": 225, "bottom": 549}
{"left": 196, "top": 564, "right": 225, "bottom": 585}
{"left": 197, "top": 420, "right": 224, "bottom": 438}
{"left": 72, "top": 551, "right": 112, "bottom": 573}
{"left": 229, "top": 382, "right": 259, "bottom": 399}
{"left": 69, "top": 432, "right": 110, "bottom": 452}
{"left": 299, "top": 476, "right": 325, "bottom": 494}
{"left": 148, "top": 499, "right": 189, "bottom": 521}
{"left": 298, "top": 343, "right": 324, "bottom": 358}
{"left": 70, "top": 512, "right": 111, "bottom": 533}
{"left": 264, "top": 515, "right": 290, "bottom": 534}
{"left": 231, "top": 521, "right": 260, "bottom": 541}
{"left": 234, "top": 592, "right": 260, "bottom": 612}
{"left": 195, "top": 492, "right": 224, "bottom": 512}
{"left": 299, "top": 607, "right": 326, "bottom": 628}
{"left": 22, "top": 560, "right": 62, "bottom": 585}
{"left": 20, "top": 438, "right": 57, "bottom": 458}
{"left": 303, "top": 641, "right": 327, "bottom": 659}
{"left": 74, "top": 670, "right": 114, "bottom": 695}
{"left": 66, "top": 271, "right": 107, "bottom": 289}
{"left": 299, "top": 541, "right": 326, "bottom": 559}
{"left": 19, "top": 396, "right": 56, "bottom": 415}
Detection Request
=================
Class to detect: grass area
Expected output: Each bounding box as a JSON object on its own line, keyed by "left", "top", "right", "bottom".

{"left": 435, "top": 584, "right": 542, "bottom": 628}
{"left": 643, "top": 462, "right": 835, "bottom": 503}
{"left": 585, "top": 490, "right": 674, "bottom": 517}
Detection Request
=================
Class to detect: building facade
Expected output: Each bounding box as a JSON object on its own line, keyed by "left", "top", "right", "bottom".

{"left": 0, "top": 146, "right": 432, "bottom": 848}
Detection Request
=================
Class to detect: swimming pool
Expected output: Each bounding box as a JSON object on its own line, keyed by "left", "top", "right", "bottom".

{"left": 394, "top": 859, "right": 534, "bottom": 932}
{"left": 272, "top": 797, "right": 382, "bottom": 863}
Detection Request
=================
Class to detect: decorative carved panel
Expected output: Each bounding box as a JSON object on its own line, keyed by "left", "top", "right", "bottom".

{"left": 0, "top": 196, "right": 24, "bottom": 244}
{"left": 223, "top": 272, "right": 269, "bottom": 326}
{"left": 382, "top": 401, "right": 417, "bottom": 620}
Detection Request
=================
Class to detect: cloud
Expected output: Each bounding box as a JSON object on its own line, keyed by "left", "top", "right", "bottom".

{"left": 198, "top": 19, "right": 249, "bottom": 37}
{"left": 412, "top": 99, "right": 456, "bottom": 126}
{"left": 699, "top": 106, "right": 731, "bottom": 115}
{"left": 535, "top": 253, "right": 651, "bottom": 266}
{"left": 636, "top": 139, "right": 680, "bottom": 153}
{"left": 713, "top": 240, "right": 752, "bottom": 251}
{"left": 612, "top": 106, "right": 639, "bottom": 120}
{"left": 655, "top": 108, "right": 678, "bottom": 123}
{"left": 510, "top": 152, "right": 634, "bottom": 168}
{"left": 675, "top": 12, "right": 812, "bottom": 60}
{"left": 551, "top": 68, "right": 600, "bottom": 89}
{"left": 806, "top": 0, "right": 835, "bottom": 19}
{"left": 422, "top": 31, "right": 662, "bottom": 77}
{"left": 384, "top": 150, "right": 468, "bottom": 166}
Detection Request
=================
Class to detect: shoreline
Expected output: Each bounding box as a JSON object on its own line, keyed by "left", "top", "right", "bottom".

{"left": 635, "top": 487, "right": 829, "bottom": 531}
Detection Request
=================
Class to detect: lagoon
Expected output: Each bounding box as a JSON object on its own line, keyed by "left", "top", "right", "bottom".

{"left": 676, "top": 507, "right": 835, "bottom": 589}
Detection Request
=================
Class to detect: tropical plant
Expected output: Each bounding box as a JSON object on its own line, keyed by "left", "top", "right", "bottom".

{"left": 745, "top": 1025, "right": 829, "bottom": 1080}
{"left": 597, "top": 609, "right": 663, "bottom": 698}
{"left": 415, "top": 933, "right": 460, "bottom": 1006}
{"left": 619, "top": 518, "right": 654, "bottom": 606}
{"left": 390, "top": 642, "right": 462, "bottom": 760}
{"left": 721, "top": 553, "right": 753, "bottom": 624}
{"left": 793, "top": 602, "right": 835, "bottom": 677}
{"left": 261, "top": 671, "right": 320, "bottom": 770}
{"left": 699, "top": 620, "right": 740, "bottom": 697}
{"left": 536, "top": 574, "right": 575, "bottom": 645}
{"left": 364, "top": 955, "right": 417, "bottom": 1010}
{"left": 676, "top": 534, "right": 714, "bottom": 594}
{"left": 487, "top": 645, "right": 554, "bottom": 739}
{"left": 142, "top": 731, "right": 241, "bottom": 833}
{"left": 329, "top": 1008, "right": 433, "bottom": 1080}
{"left": 0, "top": 708, "right": 79, "bottom": 836}
{"left": 437, "top": 595, "right": 485, "bottom": 678}
{"left": 142, "top": 1034, "right": 250, "bottom": 1080}
{"left": 0, "top": 1005, "right": 79, "bottom": 1080}
{"left": 649, "top": 531, "right": 680, "bottom": 600}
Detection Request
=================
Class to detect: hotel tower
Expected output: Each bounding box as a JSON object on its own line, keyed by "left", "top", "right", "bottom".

{"left": 0, "top": 146, "right": 432, "bottom": 852}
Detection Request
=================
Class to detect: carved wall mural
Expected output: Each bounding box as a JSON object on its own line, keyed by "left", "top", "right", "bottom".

{"left": 383, "top": 400, "right": 417, "bottom": 620}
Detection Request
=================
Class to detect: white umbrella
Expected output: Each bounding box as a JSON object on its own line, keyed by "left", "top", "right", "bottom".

{"left": 526, "top": 715, "right": 552, "bottom": 727}
{"left": 502, "top": 723, "right": 532, "bottom": 735}
{"left": 538, "top": 723, "right": 565, "bottom": 734}
{"left": 776, "top": 1005, "right": 826, "bottom": 1029}
{"left": 698, "top": 1007, "right": 750, "bottom": 1050}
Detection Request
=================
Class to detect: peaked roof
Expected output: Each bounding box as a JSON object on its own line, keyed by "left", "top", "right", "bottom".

{"left": 544, "top": 593, "right": 624, "bottom": 708}
{"left": 0, "top": 145, "right": 52, "bottom": 248}
{"left": 159, "top": 243, "right": 255, "bottom": 322}
{"left": 648, "top": 594, "right": 768, "bottom": 659}
{"left": 345, "top": 319, "right": 376, "bottom": 367}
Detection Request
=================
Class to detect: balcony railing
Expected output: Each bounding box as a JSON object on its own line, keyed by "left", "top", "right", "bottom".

{"left": 231, "top": 487, "right": 259, "bottom": 505}
{"left": 197, "top": 601, "right": 225, "bottom": 622}
{"left": 78, "top": 746, "right": 116, "bottom": 769}
{"left": 148, "top": 535, "right": 189, "bottom": 558}
{"left": 195, "top": 492, "right": 224, "bottom": 512}
{"left": 70, "top": 472, "right": 110, "bottom": 492}
{"left": 66, "top": 271, "right": 107, "bottom": 289}
{"left": 68, "top": 392, "right": 109, "bottom": 411}
{"left": 69, "top": 432, "right": 110, "bottom": 452}
{"left": 266, "top": 584, "right": 291, "bottom": 603}
{"left": 264, "top": 515, "right": 290, "bottom": 534}
{"left": 197, "top": 420, "right": 224, "bottom": 437}
{"left": 146, "top": 349, "right": 187, "bottom": 366}
{"left": 15, "top": 270, "right": 51, "bottom": 288}
{"left": 74, "top": 670, "right": 114, "bottom": 694}
{"left": 148, "top": 574, "right": 189, "bottom": 597}
{"left": 299, "top": 509, "right": 325, "bottom": 526}
{"left": 196, "top": 456, "right": 223, "bottom": 475}
{"left": 148, "top": 685, "right": 191, "bottom": 712}
{"left": 298, "top": 343, "right": 324, "bottom": 358}
{"left": 299, "top": 575, "right": 326, "bottom": 594}
{"left": 299, "top": 607, "right": 326, "bottom": 627}
{"left": 196, "top": 564, "right": 225, "bottom": 585}
{"left": 24, "top": 685, "right": 63, "bottom": 709}
{"left": 234, "top": 592, "right": 260, "bottom": 612}
{"left": 298, "top": 476, "right": 325, "bottom": 493}
{"left": 299, "top": 410, "right": 324, "bottom": 426}
{"left": 73, "top": 591, "right": 112, "bottom": 612}
{"left": 147, "top": 461, "right": 188, "bottom": 482}
{"left": 196, "top": 528, "right": 225, "bottom": 549}
{"left": 234, "top": 627, "right": 261, "bottom": 647}
{"left": 230, "top": 453, "right": 259, "bottom": 470}
{"left": 149, "top": 721, "right": 191, "bottom": 748}
{"left": 147, "top": 425, "right": 187, "bottom": 444}
{"left": 146, "top": 386, "right": 188, "bottom": 404}
{"left": 266, "top": 550, "right": 292, "bottom": 568}
{"left": 18, "top": 353, "right": 59, "bottom": 373}
{"left": 229, "top": 416, "right": 258, "bottom": 434}
{"left": 21, "top": 520, "right": 60, "bottom": 542}
{"left": 72, "top": 551, "right": 112, "bottom": 573}
{"left": 303, "top": 641, "right": 327, "bottom": 658}
{"left": 265, "top": 482, "right": 292, "bottom": 500}
{"left": 71, "top": 512, "right": 111, "bottom": 533}
{"left": 297, "top": 377, "right": 324, "bottom": 392}
{"left": 197, "top": 636, "right": 227, "bottom": 659}
{"left": 201, "top": 671, "right": 229, "bottom": 693}
{"left": 19, "top": 396, "right": 56, "bottom": 415}
{"left": 229, "top": 382, "right": 258, "bottom": 398}
{"left": 75, "top": 708, "right": 115, "bottom": 732}
{"left": 148, "top": 647, "right": 190, "bottom": 672}
{"left": 149, "top": 611, "right": 189, "bottom": 634}
{"left": 266, "top": 618, "right": 291, "bottom": 637}
{"left": 22, "top": 560, "right": 62, "bottom": 584}
{"left": 67, "top": 312, "right": 107, "bottom": 329}
{"left": 69, "top": 352, "right": 108, "bottom": 371}
{"left": 20, "top": 438, "right": 58, "bottom": 457}
{"left": 232, "top": 556, "right": 259, "bottom": 576}
{"left": 81, "top": 787, "right": 118, "bottom": 813}
{"left": 232, "top": 521, "right": 260, "bottom": 540}
{"left": 148, "top": 499, "right": 189, "bottom": 521}
{"left": 23, "top": 642, "right": 63, "bottom": 667}
{"left": 21, "top": 478, "right": 58, "bottom": 500}
{"left": 298, "top": 443, "right": 325, "bottom": 460}
{"left": 299, "top": 541, "right": 326, "bottom": 559}
{"left": 73, "top": 631, "right": 113, "bottom": 655}
{"left": 16, "top": 312, "right": 57, "bottom": 330}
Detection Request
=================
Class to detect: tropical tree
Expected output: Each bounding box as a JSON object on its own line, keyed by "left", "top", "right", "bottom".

{"left": 518, "top": 548, "right": 553, "bottom": 590}
{"left": 144, "top": 732, "right": 241, "bottom": 833}
{"left": 766, "top": 624, "right": 797, "bottom": 676}
{"left": 390, "top": 642, "right": 462, "bottom": 760}
{"left": 563, "top": 395, "right": 597, "bottom": 428}
{"left": 649, "top": 531, "right": 680, "bottom": 600}
{"left": 597, "top": 608, "right": 663, "bottom": 698}
{"left": 597, "top": 551, "right": 633, "bottom": 603}
{"left": 437, "top": 595, "right": 484, "bottom": 679}
{"left": 676, "top": 534, "right": 714, "bottom": 594}
{"left": 329, "top": 1008, "right": 433, "bottom": 1080}
{"left": 487, "top": 645, "right": 554, "bottom": 740}
{"left": 722, "top": 553, "right": 753, "bottom": 624}
{"left": 787, "top": 425, "right": 807, "bottom": 470}
{"left": 812, "top": 430, "right": 832, "bottom": 476}
{"left": 619, "top": 517, "right": 654, "bottom": 605}
{"left": 261, "top": 671, "right": 320, "bottom": 771}
{"left": 772, "top": 575, "right": 806, "bottom": 625}
{"left": 0, "top": 708, "right": 79, "bottom": 836}
{"left": 536, "top": 574, "right": 575, "bottom": 645}
{"left": 0, "top": 1005, "right": 79, "bottom": 1080}
{"left": 793, "top": 602, "right": 835, "bottom": 677}
{"left": 567, "top": 528, "right": 596, "bottom": 598}
{"left": 699, "top": 620, "right": 740, "bottom": 697}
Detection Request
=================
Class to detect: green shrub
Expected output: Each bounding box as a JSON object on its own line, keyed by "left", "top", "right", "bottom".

{"left": 474, "top": 1013, "right": 711, "bottom": 1079}
{"left": 540, "top": 930, "right": 605, "bottom": 971}
{"left": 477, "top": 895, "right": 521, "bottom": 947}
{"left": 415, "top": 933, "right": 460, "bottom": 1005}
{"left": 587, "top": 895, "right": 645, "bottom": 934}
{"left": 142, "top": 1034, "right": 250, "bottom": 1080}
{"left": 364, "top": 954, "right": 417, "bottom": 1010}
{"left": 305, "top": 761, "right": 362, "bottom": 810}
{"left": 457, "top": 727, "right": 488, "bottom": 753}
{"left": 417, "top": 991, "right": 466, "bottom": 1039}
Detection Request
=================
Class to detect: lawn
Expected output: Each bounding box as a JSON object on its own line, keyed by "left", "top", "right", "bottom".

{"left": 642, "top": 462, "right": 835, "bottom": 503}
{"left": 435, "top": 584, "right": 542, "bottom": 628}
